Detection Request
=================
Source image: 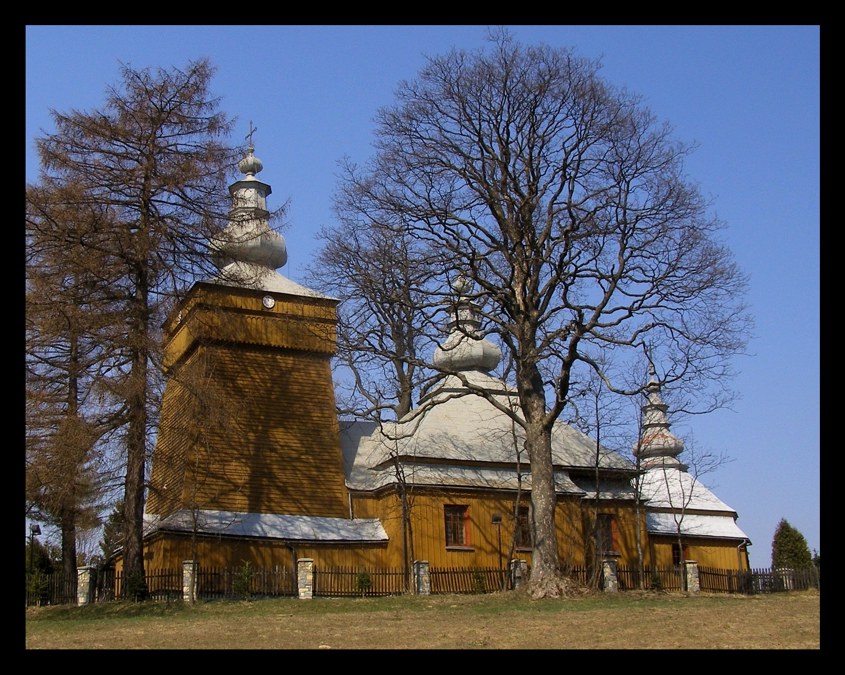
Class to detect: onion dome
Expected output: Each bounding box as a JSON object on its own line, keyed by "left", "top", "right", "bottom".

{"left": 211, "top": 129, "right": 287, "bottom": 271}
{"left": 238, "top": 146, "right": 264, "bottom": 177}
{"left": 433, "top": 276, "right": 501, "bottom": 373}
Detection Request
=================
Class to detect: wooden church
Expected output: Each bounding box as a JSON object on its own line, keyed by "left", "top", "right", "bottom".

{"left": 140, "top": 141, "right": 750, "bottom": 578}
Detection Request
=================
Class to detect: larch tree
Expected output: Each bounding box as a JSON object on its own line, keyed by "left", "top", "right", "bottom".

{"left": 329, "top": 30, "right": 751, "bottom": 598}
{"left": 26, "top": 180, "right": 123, "bottom": 580}
{"left": 29, "top": 58, "right": 237, "bottom": 596}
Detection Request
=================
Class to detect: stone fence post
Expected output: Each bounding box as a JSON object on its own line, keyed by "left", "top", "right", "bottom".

{"left": 413, "top": 560, "right": 431, "bottom": 595}
{"left": 297, "top": 558, "right": 314, "bottom": 599}
{"left": 684, "top": 560, "right": 700, "bottom": 593}
{"left": 76, "top": 566, "right": 95, "bottom": 606}
{"left": 510, "top": 559, "right": 528, "bottom": 590}
{"left": 182, "top": 560, "right": 198, "bottom": 603}
{"left": 601, "top": 558, "right": 619, "bottom": 593}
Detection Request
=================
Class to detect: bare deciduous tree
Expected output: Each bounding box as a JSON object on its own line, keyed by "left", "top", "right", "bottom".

{"left": 306, "top": 215, "right": 441, "bottom": 591}
{"left": 306, "top": 218, "right": 442, "bottom": 421}
{"left": 328, "top": 30, "right": 751, "bottom": 598}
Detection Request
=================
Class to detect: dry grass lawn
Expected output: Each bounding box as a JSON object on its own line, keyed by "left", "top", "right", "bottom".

{"left": 25, "top": 589, "right": 820, "bottom": 650}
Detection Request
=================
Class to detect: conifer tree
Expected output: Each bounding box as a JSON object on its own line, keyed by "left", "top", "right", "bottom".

{"left": 771, "top": 518, "right": 813, "bottom": 569}
{"left": 28, "top": 59, "right": 237, "bottom": 596}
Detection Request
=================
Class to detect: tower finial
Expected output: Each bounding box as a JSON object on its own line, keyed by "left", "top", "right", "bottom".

{"left": 633, "top": 357, "right": 685, "bottom": 466}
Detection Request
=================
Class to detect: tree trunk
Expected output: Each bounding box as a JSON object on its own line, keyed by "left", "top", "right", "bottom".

{"left": 518, "top": 365, "right": 571, "bottom": 598}
{"left": 526, "top": 426, "right": 562, "bottom": 595}
{"left": 122, "top": 321, "right": 149, "bottom": 599}
{"left": 60, "top": 510, "right": 78, "bottom": 580}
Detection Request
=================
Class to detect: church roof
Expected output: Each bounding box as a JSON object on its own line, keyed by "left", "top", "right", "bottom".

{"left": 144, "top": 509, "right": 388, "bottom": 543}
{"left": 638, "top": 464, "right": 739, "bottom": 513}
{"left": 208, "top": 262, "right": 335, "bottom": 299}
{"left": 645, "top": 512, "right": 749, "bottom": 541}
{"left": 340, "top": 278, "right": 636, "bottom": 494}
{"left": 632, "top": 368, "right": 750, "bottom": 543}
{"left": 341, "top": 387, "right": 634, "bottom": 480}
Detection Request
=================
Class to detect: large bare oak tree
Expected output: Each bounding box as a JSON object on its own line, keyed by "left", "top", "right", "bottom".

{"left": 326, "top": 31, "right": 751, "bottom": 598}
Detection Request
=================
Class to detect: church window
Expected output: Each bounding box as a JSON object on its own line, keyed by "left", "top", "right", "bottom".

{"left": 444, "top": 505, "right": 470, "bottom": 547}
{"left": 672, "top": 542, "right": 689, "bottom": 566}
{"left": 514, "top": 506, "right": 532, "bottom": 549}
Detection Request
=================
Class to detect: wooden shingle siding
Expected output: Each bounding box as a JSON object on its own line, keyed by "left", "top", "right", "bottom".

{"left": 163, "top": 285, "right": 338, "bottom": 369}
{"left": 148, "top": 283, "right": 349, "bottom": 520}
{"left": 146, "top": 369, "right": 193, "bottom": 517}
{"left": 161, "top": 346, "right": 349, "bottom": 517}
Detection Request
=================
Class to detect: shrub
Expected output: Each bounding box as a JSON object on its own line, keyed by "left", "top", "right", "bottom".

{"left": 355, "top": 571, "right": 372, "bottom": 597}
{"left": 233, "top": 562, "right": 254, "bottom": 600}
{"left": 124, "top": 572, "right": 148, "bottom": 602}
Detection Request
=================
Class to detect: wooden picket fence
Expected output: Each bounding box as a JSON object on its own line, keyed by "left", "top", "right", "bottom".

{"left": 615, "top": 565, "right": 685, "bottom": 591}
{"left": 698, "top": 565, "right": 821, "bottom": 594}
{"left": 197, "top": 564, "right": 297, "bottom": 599}
{"left": 429, "top": 566, "right": 509, "bottom": 594}
{"left": 313, "top": 566, "right": 407, "bottom": 597}
{"left": 24, "top": 570, "right": 76, "bottom": 607}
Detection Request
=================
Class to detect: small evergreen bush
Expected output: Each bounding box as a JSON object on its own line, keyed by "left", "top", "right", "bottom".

{"left": 233, "top": 562, "right": 254, "bottom": 600}
{"left": 355, "top": 571, "right": 372, "bottom": 597}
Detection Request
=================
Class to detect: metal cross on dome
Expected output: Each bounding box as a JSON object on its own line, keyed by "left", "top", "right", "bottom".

{"left": 245, "top": 121, "right": 258, "bottom": 147}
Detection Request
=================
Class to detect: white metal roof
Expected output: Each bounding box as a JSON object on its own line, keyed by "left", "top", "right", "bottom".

{"left": 344, "top": 460, "right": 590, "bottom": 494}
{"left": 208, "top": 262, "right": 336, "bottom": 300}
{"left": 638, "top": 464, "right": 750, "bottom": 541}
{"left": 645, "top": 512, "right": 749, "bottom": 541}
{"left": 342, "top": 382, "right": 632, "bottom": 473}
{"left": 340, "top": 374, "right": 636, "bottom": 495}
{"left": 638, "top": 464, "right": 738, "bottom": 512}
{"left": 144, "top": 509, "right": 388, "bottom": 542}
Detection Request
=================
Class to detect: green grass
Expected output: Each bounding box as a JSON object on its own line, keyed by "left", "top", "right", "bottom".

{"left": 25, "top": 589, "right": 821, "bottom": 650}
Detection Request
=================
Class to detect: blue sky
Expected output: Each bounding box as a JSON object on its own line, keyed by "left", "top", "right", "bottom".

{"left": 25, "top": 25, "right": 819, "bottom": 569}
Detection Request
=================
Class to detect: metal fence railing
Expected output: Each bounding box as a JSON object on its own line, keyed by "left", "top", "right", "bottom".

{"left": 25, "top": 563, "right": 820, "bottom": 606}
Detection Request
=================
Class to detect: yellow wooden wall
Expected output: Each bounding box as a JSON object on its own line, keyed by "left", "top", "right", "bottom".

{"left": 146, "top": 369, "right": 191, "bottom": 516}
{"left": 350, "top": 489, "right": 648, "bottom": 570}
{"left": 143, "top": 486, "right": 655, "bottom": 572}
{"left": 147, "top": 281, "right": 349, "bottom": 520}
{"left": 648, "top": 535, "right": 750, "bottom": 570}
{"left": 162, "top": 284, "right": 338, "bottom": 369}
